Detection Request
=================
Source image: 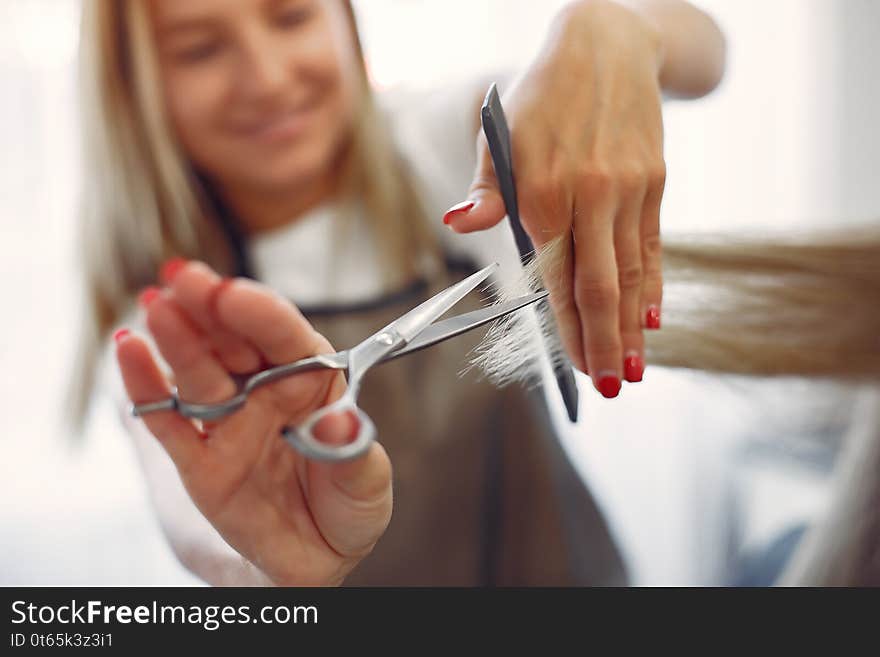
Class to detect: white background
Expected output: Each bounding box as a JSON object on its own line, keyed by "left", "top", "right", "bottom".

{"left": 1, "top": 0, "right": 877, "bottom": 585}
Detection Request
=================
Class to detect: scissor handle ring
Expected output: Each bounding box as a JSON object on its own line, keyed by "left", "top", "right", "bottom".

{"left": 280, "top": 395, "right": 376, "bottom": 462}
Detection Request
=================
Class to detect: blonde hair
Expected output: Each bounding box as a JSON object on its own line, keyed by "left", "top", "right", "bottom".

{"left": 474, "top": 226, "right": 880, "bottom": 385}
{"left": 69, "top": 0, "right": 436, "bottom": 428}
{"left": 473, "top": 226, "right": 880, "bottom": 585}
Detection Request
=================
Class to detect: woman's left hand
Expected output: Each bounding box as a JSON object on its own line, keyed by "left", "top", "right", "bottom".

{"left": 445, "top": 0, "right": 667, "bottom": 398}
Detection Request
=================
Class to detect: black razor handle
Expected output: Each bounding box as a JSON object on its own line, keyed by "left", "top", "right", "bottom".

{"left": 480, "top": 83, "right": 579, "bottom": 423}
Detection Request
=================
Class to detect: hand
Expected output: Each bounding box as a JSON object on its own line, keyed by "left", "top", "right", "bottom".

{"left": 446, "top": 0, "right": 667, "bottom": 398}
{"left": 115, "top": 261, "right": 392, "bottom": 586}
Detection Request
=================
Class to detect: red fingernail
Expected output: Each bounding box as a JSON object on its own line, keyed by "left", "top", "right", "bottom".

{"left": 597, "top": 375, "right": 621, "bottom": 399}
{"left": 198, "top": 429, "right": 209, "bottom": 441}
{"left": 624, "top": 354, "right": 644, "bottom": 383}
{"left": 112, "top": 328, "right": 130, "bottom": 344}
{"left": 442, "top": 200, "right": 475, "bottom": 225}
{"left": 646, "top": 305, "right": 661, "bottom": 330}
{"left": 138, "top": 286, "right": 161, "bottom": 308}
{"left": 160, "top": 257, "right": 187, "bottom": 284}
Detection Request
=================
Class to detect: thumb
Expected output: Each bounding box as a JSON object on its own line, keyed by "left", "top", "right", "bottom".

{"left": 442, "top": 137, "right": 508, "bottom": 233}
{"left": 307, "top": 411, "right": 393, "bottom": 558}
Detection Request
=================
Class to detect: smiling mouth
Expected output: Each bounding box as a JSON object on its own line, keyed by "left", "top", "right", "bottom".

{"left": 237, "top": 102, "right": 319, "bottom": 143}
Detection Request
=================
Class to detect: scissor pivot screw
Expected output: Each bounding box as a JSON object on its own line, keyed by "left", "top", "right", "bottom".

{"left": 375, "top": 332, "right": 395, "bottom": 346}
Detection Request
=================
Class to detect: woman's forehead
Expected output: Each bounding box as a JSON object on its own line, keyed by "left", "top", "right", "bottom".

{"left": 150, "top": 0, "right": 309, "bottom": 32}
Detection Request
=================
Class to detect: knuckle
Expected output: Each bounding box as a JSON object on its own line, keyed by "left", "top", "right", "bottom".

{"left": 577, "top": 163, "right": 614, "bottom": 197}
{"left": 642, "top": 232, "right": 663, "bottom": 260}
{"left": 575, "top": 275, "right": 619, "bottom": 310}
{"left": 522, "top": 175, "right": 560, "bottom": 207}
{"left": 469, "top": 170, "right": 498, "bottom": 195}
{"left": 616, "top": 162, "right": 646, "bottom": 195}
{"left": 617, "top": 262, "right": 643, "bottom": 292}
{"left": 649, "top": 160, "right": 667, "bottom": 189}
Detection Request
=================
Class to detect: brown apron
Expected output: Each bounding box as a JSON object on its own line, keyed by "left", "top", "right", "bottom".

{"left": 303, "top": 262, "right": 628, "bottom": 586}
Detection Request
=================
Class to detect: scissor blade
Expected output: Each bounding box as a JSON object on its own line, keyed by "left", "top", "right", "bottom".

{"left": 381, "top": 290, "right": 549, "bottom": 362}
{"left": 387, "top": 262, "right": 498, "bottom": 343}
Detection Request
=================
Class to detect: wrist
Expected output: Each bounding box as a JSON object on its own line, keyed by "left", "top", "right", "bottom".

{"left": 555, "top": 0, "right": 666, "bottom": 73}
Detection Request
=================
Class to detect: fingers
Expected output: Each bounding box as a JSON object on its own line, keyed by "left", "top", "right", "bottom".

{"left": 207, "top": 275, "right": 343, "bottom": 421}
{"left": 164, "top": 261, "right": 263, "bottom": 374}
{"left": 313, "top": 410, "right": 360, "bottom": 447}
{"left": 572, "top": 198, "right": 624, "bottom": 398}
{"left": 115, "top": 332, "right": 204, "bottom": 472}
{"left": 312, "top": 411, "right": 392, "bottom": 505}
{"left": 641, "top": 167, "right": 665, "bottom": 329}
{"left": 145, "top": 260, "right": 339, "bottom": 420}
{"left": 443, "top": 136, "right": 507, "bottom": 233}
{"left": 537, "top": 232, "right": 587, "bottom": 373}
{"left": 516, "top": 155, "right": 587, "bottom": 372}
{"left": 615, "top": 188, "right": 648, "bottom": 384}
{"left": 266, "top": 409, "right": 393, "bottom": 559}
{"left": 306, "top": 435, "right": 393, "bottom": 558}
{"left": 143, "top": 290, "right": 238, "bottom": 408}
{"left": 212, "top": 277, "right": 326, "bottom": 366}
{"left": 163, "top": 260, "right": 335, "bottom": 413}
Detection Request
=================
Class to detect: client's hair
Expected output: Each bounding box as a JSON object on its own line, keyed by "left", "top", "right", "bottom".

{"left": 472, "top": 225, "right": 880, "bottom": 585}
{"left": 474, "top": 226, "right": 880, "bottom": 384}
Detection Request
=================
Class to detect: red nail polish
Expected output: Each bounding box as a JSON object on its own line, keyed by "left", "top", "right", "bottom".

{"left": 646, "top": 305, "right": 661, "bottom": 330}
{"left": 113, "top": 328, "right": 130, "bottom": 344}
{"left": 160, "top": 257, "right": 187, "bottom": 284}
{"left": 198, "top": 429, "right": 209, "bottom": 441}
{"left": 138, "top": 286, "right": 161, "bottom": 308}
{"left": 598, "top": 375, "right": 621, "bottom": 398}
{"left": 624, "top": 355, "right": 644, "bottom": 383}
{"left": 442, "top": 200, "right": 475, "bottom": 225}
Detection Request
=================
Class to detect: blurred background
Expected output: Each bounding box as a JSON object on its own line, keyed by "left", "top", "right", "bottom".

{"left": 1, "top": 0, "right": 877, "bottom": 585}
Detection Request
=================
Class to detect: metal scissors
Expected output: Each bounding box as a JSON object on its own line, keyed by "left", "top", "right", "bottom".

{"left": 132, "top": 262, "right": 548, "bottom": 462}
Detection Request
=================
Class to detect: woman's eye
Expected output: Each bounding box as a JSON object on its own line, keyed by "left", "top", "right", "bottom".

{"left": 274, "top": 7, "right": 312, "bottom": 29}
{"left": 174, "top": 40, "right": 224, "bottom": 64}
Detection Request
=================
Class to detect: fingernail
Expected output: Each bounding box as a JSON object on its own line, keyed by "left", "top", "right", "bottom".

{"left": 112, "top": 328, "right": 130, "bottom": 344}
{"left": 160, "top": 257, "right": 187, "bottom": 284}
{"left": 646, "top": 305, "right": 661, "bottom": 330}
{"left": 442, "top": 200, "right": 475, "bottom": 225}
{"left": 597, "top": 373, "right": 621, "bottom": 399}
{"left": 624, "top": 353, "right": 644, "bottom": 383}
{"left": 198, "top": 429, "right": 209, "bottom": 441}
{"left": 138, "top": 286, "right": 161, "bottom": 308}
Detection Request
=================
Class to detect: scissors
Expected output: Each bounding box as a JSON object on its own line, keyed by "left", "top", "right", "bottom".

{"left": 481, "top": 82, "right": 579, "bottom": 423}
{"left": 132, "top": 262, "right": 549, "bottom": 462}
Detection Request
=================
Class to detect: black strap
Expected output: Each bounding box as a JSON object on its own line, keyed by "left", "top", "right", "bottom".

{"left": 198, "top": 174, "right": 255, "bottom": 279}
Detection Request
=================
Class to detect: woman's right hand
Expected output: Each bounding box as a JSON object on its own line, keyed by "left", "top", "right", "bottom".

{"left": 114, "top": 261, "right": 392, "bottom": 586}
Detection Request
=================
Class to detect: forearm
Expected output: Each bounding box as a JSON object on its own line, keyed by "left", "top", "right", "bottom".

{"left": 628, "top": 0, "right": 726, "bottom": 97}
{"left": 564, "top": 0, "right": 726, "bottom": 98}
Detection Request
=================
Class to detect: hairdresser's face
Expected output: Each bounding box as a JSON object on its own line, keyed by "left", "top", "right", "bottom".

{"left": 150, "top": 0, "right": 360, "bottom": 195}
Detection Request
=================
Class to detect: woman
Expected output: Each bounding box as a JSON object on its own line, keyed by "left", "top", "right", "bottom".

{"left": 70, "top": 0, "right": 726, "bottom": 585}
